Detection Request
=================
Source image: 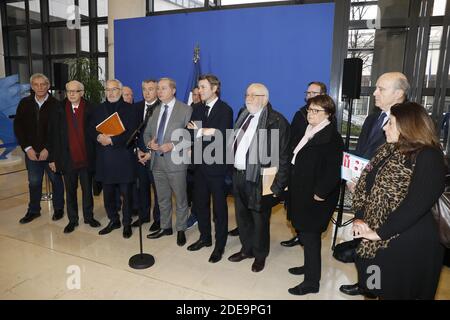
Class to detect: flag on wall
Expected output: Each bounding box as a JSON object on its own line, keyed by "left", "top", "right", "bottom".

{"left": 184, "top": 44, "right": 202, "bottom": 105}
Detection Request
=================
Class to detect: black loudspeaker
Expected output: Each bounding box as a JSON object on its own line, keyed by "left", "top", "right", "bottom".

{"left": 342, "top": 58, "right": 363, "bottom": 99}
{"left": 54, "top": 63, "right": 68, "bottom": 90}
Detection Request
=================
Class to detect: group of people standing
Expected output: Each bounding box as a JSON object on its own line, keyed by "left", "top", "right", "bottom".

{"left": 13, "top": 71, "right": 447, "bottom": 299}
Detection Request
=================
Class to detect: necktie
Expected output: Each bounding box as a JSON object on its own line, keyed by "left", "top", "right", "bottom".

{"left": 144, "top": 104, "right": 151, "bottom": 121}
{"left": 205, "top": 105, "right": 211, "bottom": 119}
{"left": 156, "top": 105, "right": 169, "bottom": 148}
{"left": 234, "top": 114, "right": 254, "bottom": 155}
{"left": 368, "top": 112, "right": 387, "bottom": 142}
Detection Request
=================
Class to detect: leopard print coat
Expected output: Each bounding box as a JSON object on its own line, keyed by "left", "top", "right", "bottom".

{"left": 353, "top": 143, "right": 413, "bottom": 259}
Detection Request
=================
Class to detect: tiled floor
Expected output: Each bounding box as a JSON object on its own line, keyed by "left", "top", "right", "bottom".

{"left": 0, "top": 150, "right": 449, "bottom": 300}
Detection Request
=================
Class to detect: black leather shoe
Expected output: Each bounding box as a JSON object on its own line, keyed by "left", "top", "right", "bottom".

{"left": 63, "top": 222, "right": 78, "bottom": 234}
{"left": 208, "top": 248, "right": 224, "bottom": 263}
{"left": 228, "top": 227, "right": 239, "bottom": 236}
{"left": 288, "top": 283, "right": 319, "bottom": 296}
{"left": 85, "top": 218, "right": 101, "bottom": 228}
{"left": 131, "top": 218, "right": 150, "bottom": 227}
{"left": 177, "top": 231, "right": 186, "bottom": 247}
{"left": 339, "top": 283, "right": 377, "bottom": 299}
{"left": 228, "top": 251, "right": 254, "bottom": 262}
{"left": 52, "top": 209, "right": 64, "bottom": 221}
{"left": 149, "top": 221, "right": 160, "bottom": 232}
{"left": 251, "top": 258, "right": 266, "bottom": 272}
{"left": 98, "top": 221, "right": 121, "bottom": 235}
{"left": 280, "top": 236, "right": 302, "bottom": 247}
{"left": 147, "top": 228, "right": 173, "bottom": 239}
{"left": 288, "top": 266, "right": 305, "bottom": 275}
{"left": 19, "top": 212, "right": 41, "bottom": 224}
{"left": 123, "top": 226, "right": 132, "bottom": 239}
{"left": 187, "top": 239, "right": 212, "bottom": 251}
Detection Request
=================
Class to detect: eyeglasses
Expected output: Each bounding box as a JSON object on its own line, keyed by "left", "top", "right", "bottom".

{"left": 105, "top": 87, "right": 120, "bottom": 93}
{"left": 305, "top": 91, "right": 321, "bottom": 96}
{"left": 66, "top": 90, "right": 83, "bottom": 94}
{"left": 245, "top": 94, "right": 266, "bottom": 99}
{"left": 306, "top": 107, "right": 326, "bottom": 114}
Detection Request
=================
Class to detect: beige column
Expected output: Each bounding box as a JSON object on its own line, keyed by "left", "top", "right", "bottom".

{"left": 108, "top": 0, "right": 146, "bottom": 79}
{"left": 0, "top": 14, "right": 5, "bottom": 77}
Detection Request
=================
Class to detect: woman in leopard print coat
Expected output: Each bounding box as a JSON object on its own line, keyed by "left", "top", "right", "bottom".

{"left": 352, "top": 102, "right": 446, "bottom": 299}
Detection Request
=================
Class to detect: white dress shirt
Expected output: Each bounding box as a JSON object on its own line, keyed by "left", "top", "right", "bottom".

{"left": 234, "top": 108, "right": 263, "bottom": 170}
{"left": 156, "top": 98, "right": 176, "bottom": 140}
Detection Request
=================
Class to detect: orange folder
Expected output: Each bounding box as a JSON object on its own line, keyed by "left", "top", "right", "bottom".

{"left": 95, "top": 112, "right": 125, "bottom": 136}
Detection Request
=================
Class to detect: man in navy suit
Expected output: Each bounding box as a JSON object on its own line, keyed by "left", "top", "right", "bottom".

{"left": 186, "top": 74, "right": 234, "bottom": 263}
{"left": 91, "top": 79, "right": 136, "bottom": 239}
{"left": 340, "top": 72, "right": 409, "bottom": 297}
{"left": 131, "top": 79, "right": 161, "bottom": 232}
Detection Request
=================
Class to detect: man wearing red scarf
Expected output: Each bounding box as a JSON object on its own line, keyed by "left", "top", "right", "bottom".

{"left": 48, "top": 80, "right": 101, "bottom": 233}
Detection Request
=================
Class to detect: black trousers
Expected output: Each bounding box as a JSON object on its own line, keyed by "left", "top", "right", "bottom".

{"left": 137, "top": 163, "right": 160, "bottom": 223}
{"left": 103, "top": 183, "right": 132, "bottom": 226}
{"left": 194, "top": 168, "right": 228, "bottom": 249}
{"left": 63, "top": 167, "right": 94, "bottom": 223}
{"left": 299, "top": 232, "right": 322, "bottom": 287}
{"left": 233, "top": 170, "right": 271, "bottom": 260}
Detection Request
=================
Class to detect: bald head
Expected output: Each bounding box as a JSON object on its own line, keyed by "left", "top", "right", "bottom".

{"left": 122, "top": 86, "right": 134, "bottom": 104}
{"left": 373, "top": 72, "right": 409, "bottom": 112}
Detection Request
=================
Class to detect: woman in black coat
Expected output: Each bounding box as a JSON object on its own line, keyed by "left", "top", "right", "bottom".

{"left": 353, "top": 102, "right": 445, "bottom": 300}
{"left": 287, "top": 95, "right": 344, "bottom": 296}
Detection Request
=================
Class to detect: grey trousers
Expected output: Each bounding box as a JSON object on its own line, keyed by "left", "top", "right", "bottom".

{"left": 152, "top": 156, "right": 189, "bottom": 231}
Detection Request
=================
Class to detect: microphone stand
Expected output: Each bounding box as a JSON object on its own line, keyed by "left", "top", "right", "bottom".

{"left": 126, "top": 117, "right": 155, "bottom": 269}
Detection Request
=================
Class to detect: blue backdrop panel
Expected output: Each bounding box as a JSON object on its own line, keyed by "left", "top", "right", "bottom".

{"left": 115, "top": 3, "right": 334, "bottom": 121}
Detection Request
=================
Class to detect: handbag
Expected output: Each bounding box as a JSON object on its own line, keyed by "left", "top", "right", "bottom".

{"left": 431, "top": 192, "right": 450, "bottom": 249}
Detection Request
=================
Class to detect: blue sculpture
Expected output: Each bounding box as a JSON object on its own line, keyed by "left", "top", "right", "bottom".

{"left": 0, "top": 74, "right": 30, "bottom": 159}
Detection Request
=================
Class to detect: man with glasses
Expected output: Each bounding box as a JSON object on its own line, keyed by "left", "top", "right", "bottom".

{"left": 13, "top": 73, "right": 65, "bottom": 224}
{"left": 227, "top": 83, "right": 290, "bottom": 272}
{"left": 47, "top": 80, "right": 101, "bottom": 233}
{"left": 90, "top": 79, "right": 137, "bottom": 239}
{"left": 280, "top": 81, "right": 327, "bottom": 248}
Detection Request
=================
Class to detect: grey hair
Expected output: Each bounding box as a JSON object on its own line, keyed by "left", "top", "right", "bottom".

{"left": 107, "top": 79, "right": 123, "bottom": 89}
{"left": 65, "top": 80, "right": 84, "bottom": 91}
{"left": 30, "top": 73, "right": 50, "bottom": 85}
{"left": 159, "top": 77, "right": 176, "bottom": 90}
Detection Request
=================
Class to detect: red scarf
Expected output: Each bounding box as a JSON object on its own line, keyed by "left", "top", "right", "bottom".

{"left": 65, "top": 99, "right": 88, "bottom": 169}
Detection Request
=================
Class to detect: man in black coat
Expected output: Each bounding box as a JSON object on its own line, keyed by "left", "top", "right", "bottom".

{"left": 13, "top": 73, "right": 65, "bottom": 224}
{"left": 131, "top": 79, "right": 161, "bottom": 232}
{"left": 90, "top": 79, "right": 137, "bottom": 239}
{"left": 47, "top": 80, "right": 101, "bottom": 233}
{"left": 228, "top": 83, "right": 290, "bottom": 272}
{"left": 281, "top": 81, "right": 328, "bottom": 248}
{"left": 340, "top": 72, "right": 410, "bottom": 297}
{"left": 186, "top": 74, "right": 234, "bottom": 263}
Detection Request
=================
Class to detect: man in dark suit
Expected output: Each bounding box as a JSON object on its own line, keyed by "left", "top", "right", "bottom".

{"left": 186, "top": 74, "right": 233, "bottom": 263}
{"left": 144, "top": 78, "right": 193, "bottom": 246}
{"left": 131, "top": 79, "right": 161, "bottom": 232}
{"left": 281, "top": 81, "right": 328, "bottom": 248}
{"left": 228, "top": 83, "right": 290, "bottom": 272}
{"left": 91, "top": 79, "right": 136, "bottom": 239}
{"left": 340, "top": 71, "right": 409, "bottom": 297}
{"left": 47, "top": 80, "right": 101, "bottom": 233}
{"left": 13, "top": 73, "right": 65, "bottom": 224}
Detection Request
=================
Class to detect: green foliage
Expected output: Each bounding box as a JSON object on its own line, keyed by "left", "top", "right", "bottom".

{"left": 65, "top": 58, "right": 104, "bottom": 104}
{"left": 341, "top": 121, "right": 362, "bottom": 137}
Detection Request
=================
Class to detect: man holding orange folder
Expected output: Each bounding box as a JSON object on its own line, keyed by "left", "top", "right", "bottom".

{"left": 90, "top": 79, "right": 136, "bottom": 239}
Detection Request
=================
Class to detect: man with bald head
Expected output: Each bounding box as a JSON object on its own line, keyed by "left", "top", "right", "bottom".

{"left": 48, "top": 80, "right": 101, "bottom": 233}
{"left": 91, "top": 79, "right": 137, "bottom": 238}
{"left": 227, "top": 83, "right": 290, "bottom": 272}
{"left": 355, "top": 72, "right": 409, "bottom": 159}
{"left": 122, "top": 86, "right": 134, "bottom": 104}
{"left": 340, "top": 72, "right": 410, "bottom": 298}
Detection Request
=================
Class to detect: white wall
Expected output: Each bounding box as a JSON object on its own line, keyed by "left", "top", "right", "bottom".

{"left": 108, "top": 0, "right": 146, "bottom": 79}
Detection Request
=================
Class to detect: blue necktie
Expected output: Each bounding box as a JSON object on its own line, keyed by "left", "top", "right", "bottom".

{"left": 156, "top": 105, "right": 169, "bottom": 151}
{"left": 368, "top": 112, "right": 387, "bottom": 142}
